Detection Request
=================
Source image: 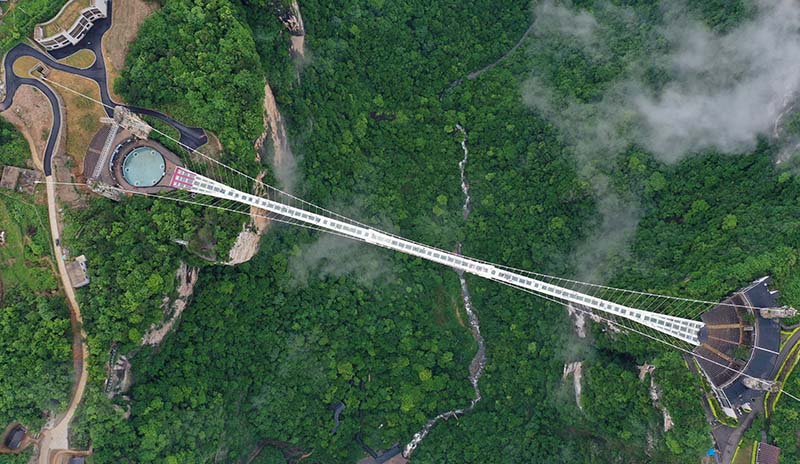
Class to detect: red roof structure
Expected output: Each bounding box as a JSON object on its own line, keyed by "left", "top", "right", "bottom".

{"left": 756, "top": 442, "right": 780, "bottom": 464}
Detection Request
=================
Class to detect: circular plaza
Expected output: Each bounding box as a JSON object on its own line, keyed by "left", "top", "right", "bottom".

{"left": 121, "top": 147, "right": 166, "bottom": 187}
{"left": 107, "top": 138, "right": 183, "bottom": 193}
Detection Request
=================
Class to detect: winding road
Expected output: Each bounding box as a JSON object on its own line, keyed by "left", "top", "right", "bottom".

{"left": 0, "top": 1, "right": 207, "bottom": 460}
{"left": 0, "top": 0, "right": 207, "bottom": 175}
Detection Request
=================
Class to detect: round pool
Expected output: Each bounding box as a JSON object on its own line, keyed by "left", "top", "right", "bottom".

{"left": 122, "top": 147, "right": 166, "bottom": 187}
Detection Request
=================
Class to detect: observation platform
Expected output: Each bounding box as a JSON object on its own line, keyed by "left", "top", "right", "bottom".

{"left": 693, "top": 277, "right": 781, "bottom": 416}
{"left": 84, "top": 125, "right": 182, "bottom": 195}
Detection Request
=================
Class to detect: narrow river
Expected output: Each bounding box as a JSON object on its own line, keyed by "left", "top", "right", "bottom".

{"left": 403, "top": 125, "right": 487, "bottom": 458}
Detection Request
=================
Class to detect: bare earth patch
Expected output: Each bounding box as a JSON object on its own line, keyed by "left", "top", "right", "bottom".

{"left": 227, "top": 223, "right": 265, "bottom": 265}
{"left": 101, "top": 0, "right": 158, "bottom": 102}
{"left": 52, "top": 146, "right": 88, "bottom": 209}
{"left": 255, "top": 83, "right": 288, "bottom": 165}
{"left": 226, "top": 173, "right": 271, "bottom": 265}
{"left": 0, "top": 85, "right": 53, "bottom": 171}
{"left": 198, "top": 131, "right": 223, "bottom": 159}
{"left": 226, "top": 81, "right": 296, "bottom": 265}
{"left": 45, "top": 69, "right": 106, "bottom": 169}
{"left": 563, "top": 361, "right": 583, "bottom": 410}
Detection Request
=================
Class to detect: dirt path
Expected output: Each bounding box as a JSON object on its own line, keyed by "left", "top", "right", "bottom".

{"left": 37, "top": 92, "right": 88, "bottom": 464}
{"left": 39, "top": 175, "right": 88, "bottom": 464}
{"left": 443, "top": 21, "right": 535, "bottom": 95}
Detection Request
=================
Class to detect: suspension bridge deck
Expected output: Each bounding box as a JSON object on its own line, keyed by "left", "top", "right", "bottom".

{"left": 169, "top": 167, "right": 706, "bottom": 345}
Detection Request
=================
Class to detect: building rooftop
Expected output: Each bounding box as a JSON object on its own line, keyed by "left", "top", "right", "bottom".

{"left": 65, "top": 255, "right": 90, "bottom": 288}
{"left": 121, "top": 147, "right": 166, "bottom": 187}
{"left": 693, "top": 277, "right": 782, "bottom": 412}
{"left": 756, "top": 442, "right": 781, "bottom": 464}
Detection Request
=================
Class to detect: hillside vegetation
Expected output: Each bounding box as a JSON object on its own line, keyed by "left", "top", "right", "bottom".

{"left": 55, "top": 0, "right": 800, "bottom": 462}
{"left": 0, "top": 119, "right": 72, "bottom": 432}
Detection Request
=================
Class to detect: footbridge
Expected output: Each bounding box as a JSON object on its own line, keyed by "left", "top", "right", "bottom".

{"left": 175, "top": 167, "right": 704, "bottom": 345}
{"left": 30, "top": 73, "right": 799, "bottom": 418}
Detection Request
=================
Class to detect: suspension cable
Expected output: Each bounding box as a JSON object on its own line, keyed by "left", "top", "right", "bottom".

{"left": 490, "top": 277, "right": 800, "bottom": 403}
{"left": 35, "top": 76, "right": 786, "bottom": 313}
{"left": 33, "top": 73, "right": 800, "bottom": 404}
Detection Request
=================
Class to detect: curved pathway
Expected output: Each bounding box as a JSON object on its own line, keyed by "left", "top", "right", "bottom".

{"left": 441, "top": 21, "right": 536, "bottom": 97}
{"left": 0, "top": 41, "right": 208, "bottom": 171}
{"left": 0, "top": 1, "right": 207, "bottom": 460}
{"left": 0, "top": 1, "right": 207, "bottom": 176}
{"left": 0, "top": 71, "right": 61, "bottom": 175}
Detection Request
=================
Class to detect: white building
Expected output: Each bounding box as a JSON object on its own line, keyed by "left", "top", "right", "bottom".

{"left": 34, "top": 0, "right": 108, "bottom": 51}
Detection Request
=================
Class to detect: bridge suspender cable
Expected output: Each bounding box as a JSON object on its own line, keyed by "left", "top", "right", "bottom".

{"left": 41, "top": 178, "right": 799, "bottom": 404}
{"left": 38, "top": 77, "right": 774, "bottom": 306}
{"left": 35, "top": 76, "right": 797, "bottom": 399}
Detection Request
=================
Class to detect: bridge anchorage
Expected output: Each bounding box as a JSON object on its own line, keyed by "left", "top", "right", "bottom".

{"left": 156, "top": 166, "right": 793, "bottom": 420}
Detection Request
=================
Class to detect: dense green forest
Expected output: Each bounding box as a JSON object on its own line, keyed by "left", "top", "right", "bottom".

{"left": 0, "top": 120, "right": 72, "bottom": 434}
{"left": 5, "top": 0, "right": 800, "bottom": 463}
{"left": 0, "top": 0, "right": 65, "bottom": 55}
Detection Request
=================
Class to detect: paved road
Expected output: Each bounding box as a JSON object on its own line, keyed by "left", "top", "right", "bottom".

{"left": 771, "top": 327, "right": 800, "bottom": 379}
{"left": 0, "top": 41, "right": 208, "bottom": 160}
{"left": 0, "top": 1, "right": 207, "bottom": 174}
{"left": 706, "top": 328, "right": 800, "bottom": 464}
{"left": 714, "top": 397, "right": 763, "bottom": 464}
{"left": 0, "top": 68, "right": 62, "bottom": 176}
{"left": 0, "top": 1, "right": 206, "bottom": 458}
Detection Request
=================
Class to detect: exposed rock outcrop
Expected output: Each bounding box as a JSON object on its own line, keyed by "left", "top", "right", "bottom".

{"left": 141, "top": 262, "right": 199, "bottom": 346}
{"left": 563, "top": 361, "right": 584, "bottom": 410}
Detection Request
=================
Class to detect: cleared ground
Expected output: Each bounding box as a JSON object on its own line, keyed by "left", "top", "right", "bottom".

{"left": 46, "top": 69, "right": 106, "bottom": 169}
{"left": 731, "top": 441, "right": 754, "bottom": 464}
{"left": 1, "top": 85, "right": 54, "bottom": 171}
{"left": 102, "top": 0, "right": 158, "bottom": 102}
{"left": 11, "top": 55, "right": 40, "bottom": 78}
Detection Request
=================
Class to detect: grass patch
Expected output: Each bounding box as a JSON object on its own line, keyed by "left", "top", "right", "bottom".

{"left": 0, "top": 191, "right": 57, "bottom": 293}
{"left": 40, "top": 0, "right": 92, "bottom": 37}
{"left": 45, "top": 69, "right": 106, "bottom": 167}
{"left": 765, "top": 337, "right": 800, "bottom": 417}
{"left": 57, "top": 49, "right": 96, "bottom": 69}
{"left": 781, "top": 325, "right": 800, "bottom": 351}
{"left": 731, "top": 440, "right": 753, "bottom": 464}
{"left": 11, "top": 55, "right": 40, "bottom": 78}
